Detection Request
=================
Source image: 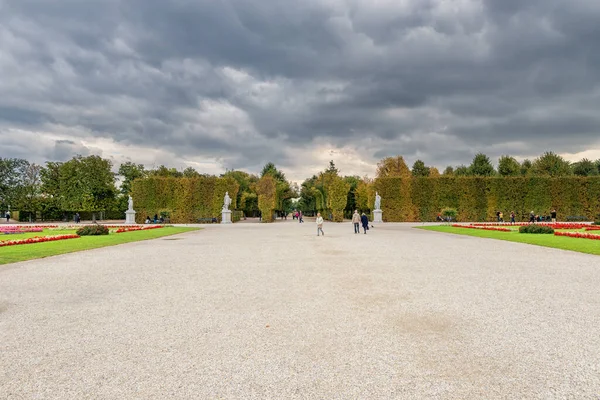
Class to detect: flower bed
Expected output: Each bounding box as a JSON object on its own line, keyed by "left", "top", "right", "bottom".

{"left": 452, "top": 224, "right": 512, "bottom": 232}
{"left": 0, "top": 234, "right": 80, "bottom": 248}
{"left": 115, "top": 225, "right": 163, "bottom": 233}
{"left": 2, "top": 225, "right": 58, "bottom": 229}
{"left": 1, "top": 228, "right": 44, "bottom": 234}
{"left": 584, "top": 226, "right": 600, "bottom": 231}
{"left": 554, "top": 231, "right": 600, "bottom": 240}
{"left": 470, "top": 222, "right": 592, "bottom": 230}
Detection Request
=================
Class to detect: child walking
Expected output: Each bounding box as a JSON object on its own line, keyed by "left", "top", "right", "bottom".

{"left": 316, "top": 213, "right": 324, "bottom": 236}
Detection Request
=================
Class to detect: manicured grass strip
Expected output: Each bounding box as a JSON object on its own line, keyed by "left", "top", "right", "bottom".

{"left": 0, "top": 227, "right": 200, "bottom": 265}
{"left": 417, "top": 225, "right": 600, "bottom": 256}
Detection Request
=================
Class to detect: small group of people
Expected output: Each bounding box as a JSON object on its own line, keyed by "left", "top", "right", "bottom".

{"left": 145, "top": 214, "right": 165, "bottom": 224}
{"left": 529, "top": 209, "right": 557, "bottom": 223}
{"left": 352, "top": 210, "right": 370, "bottom": 234}
{"left": 73, "top": 213, "right": 81, "bottom": 223}
{"left": 492, "top": 209, "right": 557, "bottom": 224}
{"left": 294, "top": 210, "right": 304, "bottom": 223}
{"left": 314, "top": 210, "right": 371, "bottom": 237}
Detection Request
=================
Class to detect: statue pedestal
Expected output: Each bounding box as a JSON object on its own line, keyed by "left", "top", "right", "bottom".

{"left": 221, "top": 210, "right": 232, "bottom": 224}
{"left": 373, "top": 209, "right": 383, "bottom": 223}
{"left": 125, "top": 210, "right": 136, "bottom": 224}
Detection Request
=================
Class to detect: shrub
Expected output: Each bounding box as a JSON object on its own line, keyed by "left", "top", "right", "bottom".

{"left": 519, "top": 225, "right": 555, "bottom": 234}
{"left": 441, "top": 207, "right": 458, "bottom": 220}
{"left": 76, "top": 225, "right": 110, "bottom": 236}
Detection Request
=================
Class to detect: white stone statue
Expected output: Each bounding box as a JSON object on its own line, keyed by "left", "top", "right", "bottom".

{"left": 125, "top": 195, "right": 136, "bottom": 224}
{"left": 374, "top": 192, "right": 381, "bottom": 210}
{"left": 223, "top": 192, "right": 231, "bottom": 211}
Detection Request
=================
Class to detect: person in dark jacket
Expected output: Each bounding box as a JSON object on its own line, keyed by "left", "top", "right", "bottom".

{"left": 360, "top": 213, "right": 369, "bottom": 234}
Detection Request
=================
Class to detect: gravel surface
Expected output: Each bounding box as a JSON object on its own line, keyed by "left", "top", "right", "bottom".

{"left": 1, "top": 221, "right": 599, "bottom": 399}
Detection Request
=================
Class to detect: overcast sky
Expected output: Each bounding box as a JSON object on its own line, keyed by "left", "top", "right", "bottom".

{"left": 1, "top": 0, "right": 600, "bottom": 181}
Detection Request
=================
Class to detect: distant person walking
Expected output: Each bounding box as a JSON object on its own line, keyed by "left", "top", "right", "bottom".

{"left": 5, "top": 211, "right": 10, "bottom": 222}
{"left": 551, "top": 209, "right": 557, "bottom": 223}
{"left": 316, "top": 213, "right": 324, "bottom": 236}
{"left": 352, "top": 210, "right": 361, "bottom": 234}
{"left": 299, "top": 211, "right": 304, "bottom": 223}
{"left": 529, "top": 211, "right": 536, "bottom": 224}
{"left": 510, "top": 211, "right": 515, "bottom": 225}
{"left": 499, "top": 211, "right": 504, "bottom": 223}
{"left": 360, "top": 213, "right": 369, "bottom": 234}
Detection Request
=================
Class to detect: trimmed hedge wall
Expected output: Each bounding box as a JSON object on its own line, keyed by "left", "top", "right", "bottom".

{"left": 374, "top": 176, "right": 600, "bottom": 222}
{"left": 257, "top": 175, "right": 277, "bottom": 223}
{"left": 132, "top": 176, "right": 239, "bottom": 223}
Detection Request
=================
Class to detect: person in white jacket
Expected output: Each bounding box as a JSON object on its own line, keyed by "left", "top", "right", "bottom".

{"left": 316, "top": 213, "right": 324, "bottom": 236}
{"left": 352, "top": 210, "right": 361, "bottom": 234}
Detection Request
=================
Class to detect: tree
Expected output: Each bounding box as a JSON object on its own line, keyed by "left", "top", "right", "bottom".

{"left": 376, "top": 156, "right": 411, "bottom": 178}
{"left": 59, "top": 155, "right": 117, "bottom": 221}
{"left": 150, "top": 165, "right": 183, "bottom": 178}
{"left": 261, "top": 162, "right": 286, "bottom": 182}
{"left": 0, "top": 158, "right": 28, "bottom": 210}
{"left": 343, "top": 176, "right": 360, "bottom": 215}
{"left": 259, "top": 163, "right": 293, "bottom": 216}
{"left": 572, "top": 158, "right": 598, "bottom": 176}
{"left": 411, "top": 160, "right": 430, "bottom": 177}
{"left": 19, "top": 163, "right": 42, "bottom": 222}
{"left": 222, "top": 170, "right": 259, "bottom": 216}
{"left": 327, "top": 160, "right": 339, "bottom": 174}
{"left": 454, "top": 165, "right": 469, "bottom": 176}
{"left": 182, "top": 167, "right": 200, "bottom": 178}
{"left": 497, "top": 155, "right": 520, "bottom": 177}
{"left": 256, "top": 175, "right": 277, "bottom": 222}
{"left": 327, "top": 175, "right": 350, "bottom": 221}
{"left": 520, "top": 159, "right": 532, "bottom": 176}
{"left": 443, "top": 166, "right": 454, "bottom": 176}
{"left": 468, "top": 153, "right": 495, "bottom": 176}
{"left": 429, "top": 167, "right": 441, "bottom": 177}
{"left": 118, "top": 162, "right": 147, "bottom": 195}
{"left": 532, "top": 152, "right": 572, "bottom": 176}
{"left": 354, "top": 178, "right": 372, "bottom": 212}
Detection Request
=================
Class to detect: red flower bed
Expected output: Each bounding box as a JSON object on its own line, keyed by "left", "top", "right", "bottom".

{"left": 0, "top": 234, "right": 80, "bottom": 248}
{"left": 554, "top": 231, "right": 600, "bottom": 240}
{"left": 2, "top": 225, "right": 58, "bottom": 230}
{"left": 115, "top": 225, "right": 163, "bottom": 233}
{"left": 452, "top": 224, "right": 512, "bottom": 232}
{"left": 471, "top": 222, "right": 592, "bottom": 230}
{"left": 1, "top": 228, "right": 44, "bottom": 233}
{"left": 584, "top": 226, "right": 600, "bottom": 231}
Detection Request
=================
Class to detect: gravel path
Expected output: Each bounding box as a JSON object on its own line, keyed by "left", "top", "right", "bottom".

{"left": 1, "top": 221, "right": 599, "bottom": 399}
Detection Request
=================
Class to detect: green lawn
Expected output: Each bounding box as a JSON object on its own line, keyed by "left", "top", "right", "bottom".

{"left": 417, "top": 225, "right": 600, "bottom": 256}
{"left": 0, "top": 227, "right": 200, "bottom": 265}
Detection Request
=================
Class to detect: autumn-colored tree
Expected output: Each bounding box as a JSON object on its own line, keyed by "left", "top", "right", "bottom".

{"left": 376, "top": 156, "right": 411, "bottom": 178}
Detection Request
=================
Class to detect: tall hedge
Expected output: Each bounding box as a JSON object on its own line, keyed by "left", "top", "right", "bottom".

{"left": 374, "top": 176, "right": 600, "bottom": 222}
{"left": 132, "top": 176, "right": 239, "bottom": 223}
{"left": 327, "top": 176, "right": 350, "bottom": 222}
{"left": 257, "top": 175, "right": 277, "bottom": 223}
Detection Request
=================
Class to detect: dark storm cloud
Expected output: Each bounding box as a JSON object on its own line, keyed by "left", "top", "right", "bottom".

{"left": 1, "top": 0, "right": 600, "bottom": 174}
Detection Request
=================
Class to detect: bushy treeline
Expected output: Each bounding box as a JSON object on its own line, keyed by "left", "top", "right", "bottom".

{"left": 296, "top": 153, "right": 600, "bottom": 222}
{"left": 0, "top": 156, "right": 296, "bottom": 222}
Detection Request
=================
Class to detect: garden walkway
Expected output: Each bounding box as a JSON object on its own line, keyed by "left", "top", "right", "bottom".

{"left": 1, "top": 221, "right": 599, "bottom": 398}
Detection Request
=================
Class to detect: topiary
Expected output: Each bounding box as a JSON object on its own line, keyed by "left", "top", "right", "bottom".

{"left": 519, "top": 225, "right": 554, "bottom": 234}
{"left": 76, "top": 225, "right": 110, "bottom": 236}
